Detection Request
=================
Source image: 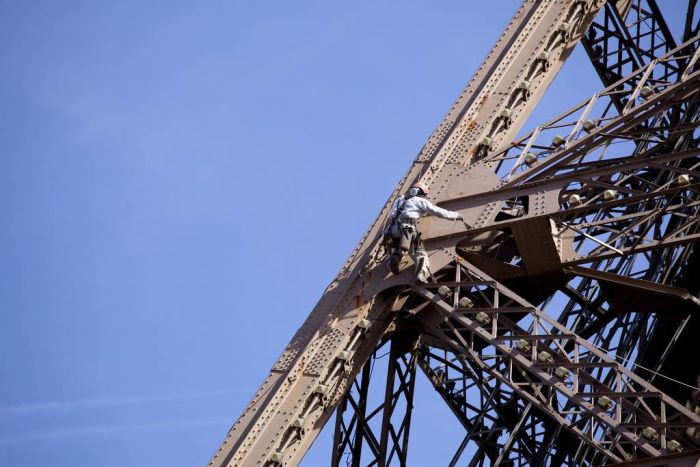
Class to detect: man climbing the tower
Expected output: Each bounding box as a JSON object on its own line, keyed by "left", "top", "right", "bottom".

{"left": 385, "top": 181, "right": 462, "bottom": 283}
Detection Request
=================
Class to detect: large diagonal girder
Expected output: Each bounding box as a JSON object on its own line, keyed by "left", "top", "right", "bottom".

{"left": 383, "top": 33, "right": 700, "bottom": 465}
{"left": 209, "top": 2, "right": 606, "bottom": 465}
{"left": 210, "top": 1, "right": 700, "bottom": 465}
{"left": 330, "top": 4, "right": 700, "bottom": 465}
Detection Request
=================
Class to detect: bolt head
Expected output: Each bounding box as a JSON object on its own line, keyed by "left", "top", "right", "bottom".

{"left": 640, "top": 86, "right": 654, "bottom": 98}
{"left": 667, "top": 439, "right": 682, "bottom": 453}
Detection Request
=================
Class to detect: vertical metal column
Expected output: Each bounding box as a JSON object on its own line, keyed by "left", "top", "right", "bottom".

{"left": 332, "top": 336, "right": 419, "bottom": 467}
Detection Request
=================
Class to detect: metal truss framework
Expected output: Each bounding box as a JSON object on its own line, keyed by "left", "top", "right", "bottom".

{"left": 417, "top": 263, "right": 696, "bottom": 463}
{"left": 332, "top": 337, "right": 419, "bottom": 467}
{"left": 210, "top": 1, "right": 700, "bottom": 466}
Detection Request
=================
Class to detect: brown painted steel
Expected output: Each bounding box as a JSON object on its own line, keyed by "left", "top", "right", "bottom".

{"left": 209, "top": 1, "right": 700, "bottom": 465}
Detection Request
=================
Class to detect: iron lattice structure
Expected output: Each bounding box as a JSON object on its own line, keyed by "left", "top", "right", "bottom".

{"left": 210, "top": 1, "right": 700, "bottom": 465}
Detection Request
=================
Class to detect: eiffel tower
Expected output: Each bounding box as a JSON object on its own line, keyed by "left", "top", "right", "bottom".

{"left": 209, "top": 1, "right": 700, "bottom": 465}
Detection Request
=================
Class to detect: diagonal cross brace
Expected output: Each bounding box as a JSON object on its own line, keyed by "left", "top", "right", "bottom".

{"left": 412, "top": 261, "right": 700, "bottom": 462}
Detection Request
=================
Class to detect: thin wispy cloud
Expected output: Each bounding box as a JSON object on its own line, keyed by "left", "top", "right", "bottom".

{"left": 0, "top": 416, "right": 231, "bottom": 447}
{"left": 0, "top": 389, "right": 239, "bottom": 415}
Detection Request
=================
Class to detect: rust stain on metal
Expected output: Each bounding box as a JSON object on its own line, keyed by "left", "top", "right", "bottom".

{"left": 478, "top": 94, "right": 491, "bottom": 111}
{"left": 206, "top": 2, "right": 700, "bottom": 465}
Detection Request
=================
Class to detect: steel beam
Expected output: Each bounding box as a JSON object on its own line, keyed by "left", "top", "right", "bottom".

{"left": 209, "top": 2, "right": 606, "bottom": 465}
{"left": 210, "top": 2, "right": 700, "bottom": 466}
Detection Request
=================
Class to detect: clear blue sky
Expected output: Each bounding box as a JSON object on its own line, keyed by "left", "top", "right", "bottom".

{"left": 0, "top": 1, "right": 687, "bottom": 466}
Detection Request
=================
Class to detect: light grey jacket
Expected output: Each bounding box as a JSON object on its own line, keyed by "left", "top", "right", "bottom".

{"left": 390, "top": 195, "right": 460, "bottom": 223}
